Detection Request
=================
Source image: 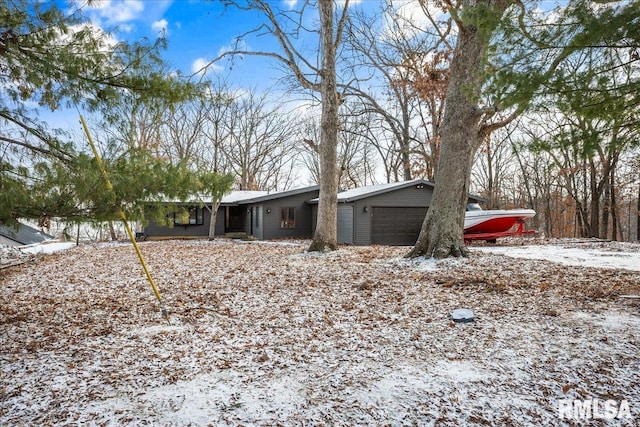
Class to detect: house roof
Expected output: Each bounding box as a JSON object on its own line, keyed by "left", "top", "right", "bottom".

{"left": 307, "top": 179, "right": 435, "bottom": 203}
{"left": 235, "top": 185, "right": 320, "bottom": 204}
{"left": 220, "top": 191, "right": 269, "bottom": 204}
{"left": 150, "top": 187, "right": 319, "bottom": 206}
{"left": 308, "top": 179, "right": 485, "bottom": 204}
{"left": 0, "top": 222, "right": 53, "bottom": 246}
{"left": 338, "top": 179, "right": 434, "bottom": 202}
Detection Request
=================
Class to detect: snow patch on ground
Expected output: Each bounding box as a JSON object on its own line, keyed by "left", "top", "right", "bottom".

{"left": 19, "top": 241, "right": 76, "bottom": 255}
{"left": 1, "top": 239, "right": 639, "bottom": 425}
{"left": 474, "top": 244, "right": 640, "bottom": 272}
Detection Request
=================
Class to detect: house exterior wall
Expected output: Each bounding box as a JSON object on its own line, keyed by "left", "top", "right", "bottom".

{"left": 250, "top": 205, "right": 264, "bottom": 240}
{"left": 258, "top": 191, "right": 317, "bottom": 240}
{"left": 144, "top": 206, "right": 214, "bottom": 239}
{"left": 337, "top": 205, "right": 354, "bottom": 244}
{"left": 144, "top": 189, "right": 319, "bottom": 240}
{"left": 214, "top": 208, "right": 226, "bottom": 236}
{"left": 352, "top": 185, "right": 434, "bottom": 245}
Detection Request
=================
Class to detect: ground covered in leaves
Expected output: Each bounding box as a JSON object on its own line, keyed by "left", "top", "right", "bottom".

{"left": 1, "top": 239, "right": 639, "bottom": 426}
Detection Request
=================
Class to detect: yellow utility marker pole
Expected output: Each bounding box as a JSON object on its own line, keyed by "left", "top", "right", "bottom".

{"left": 80, "top": 115, "right": 169, "bottom": 320}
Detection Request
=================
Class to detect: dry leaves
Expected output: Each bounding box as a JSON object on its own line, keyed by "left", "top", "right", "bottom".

{"left": 1, "top": 239, "right": 639, "bottom": 426}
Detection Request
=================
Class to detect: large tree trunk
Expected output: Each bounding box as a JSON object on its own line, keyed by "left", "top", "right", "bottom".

{"left": 407, "top": 3, "right": 495, "bottom": 259}
{"left": 308, "top": 0, "right": 339, "bottom": 252}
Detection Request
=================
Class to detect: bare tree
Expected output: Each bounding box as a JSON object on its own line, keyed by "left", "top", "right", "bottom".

{"left": 471, "top": 124, "right": 520, "bottom": 209}
{"left": 298, "top": 101, "right": 378, "bottom": 189}
{"left": 345, "top": 1, "right": 451, "bottom": 182}
{"left": 157, "top": 98, "right": 210, "bottom": 168}
{"left": 201, "top": 79, "right": 236, "bottom": 175}
{"left": 222, "top": 90, "right": 298, "bottom": 191}
{"left": 215, "top": 0, "right": 352, "bottom": 251}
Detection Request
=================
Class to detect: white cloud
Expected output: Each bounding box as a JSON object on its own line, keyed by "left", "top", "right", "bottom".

{"left": 217, "top": 39, "right": 250, "bottom": 57}
{"left": 380, "top": 0, "right": 450, "bottom": 43}
{"left": 82, "top": 0, "right": 145, "bottom": 27}
{"left": 151, "top": 19, "right": 168, "bottom": 35}
{"left": 337, "top": 0, "right": 363, "bottom": 7}
{"left": 62, "top": 23, "right": 119, "bottom": 51}
{"left": 191, "top": 57, "right": 224, "bottom": 77}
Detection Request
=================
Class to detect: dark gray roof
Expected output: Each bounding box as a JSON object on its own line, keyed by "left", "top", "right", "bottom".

{"left": 334, "top": 179, "right": 435, "bottom": 202}
{"left": 0, "top": 222, "right": 53, "bottom": 245}
{"left": 236, "top": 185, "right": 320, "bottom": 204}
{"left": 308, "top": 179, "right": 485, "bottom": 204}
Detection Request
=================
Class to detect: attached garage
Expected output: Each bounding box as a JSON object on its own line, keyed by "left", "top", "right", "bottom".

{"left": 371, "top": 207, "right": 427, "bottom": 245}
{"left": 310, "top": 179, "right": 437, "bottom": 246}
{"left": 310, "top": 179, "right": 485, "bottom": 246}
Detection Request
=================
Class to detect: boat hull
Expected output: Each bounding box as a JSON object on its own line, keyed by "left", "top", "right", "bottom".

{"left": 464, "top": 209, "right": 536, "bottom": 234}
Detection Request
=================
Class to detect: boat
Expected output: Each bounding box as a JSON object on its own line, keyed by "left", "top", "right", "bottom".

{"left": 464, "top": 203, "right": 536, "bottom": 241}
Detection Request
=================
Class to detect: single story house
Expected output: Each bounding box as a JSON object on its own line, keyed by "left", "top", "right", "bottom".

{"left": 0, "top": 222, "right": 53, "bottom": 246}
{"left": 143, "top": 186, "right": 320, "bottom": 241}
{"left": 143, "top": 179, "right": 483, "bottom": 245}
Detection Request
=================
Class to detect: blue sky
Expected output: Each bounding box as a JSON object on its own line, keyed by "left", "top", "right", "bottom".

{"left": 73, "top": 0, "right": 331, "bottom": 90}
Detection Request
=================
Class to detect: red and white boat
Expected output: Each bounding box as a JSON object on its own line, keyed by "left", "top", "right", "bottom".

{"left": 464, "top": 203, "right": 536, "bottom": 241}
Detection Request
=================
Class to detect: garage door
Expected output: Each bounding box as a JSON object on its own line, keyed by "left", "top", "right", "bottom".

{"left": 371, "top": 207, "right": 427, "bottom": 245}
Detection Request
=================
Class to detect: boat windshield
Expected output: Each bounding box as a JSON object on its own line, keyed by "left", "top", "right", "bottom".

{"left": 466, "top": 203, "right": 483, "bottom": 212}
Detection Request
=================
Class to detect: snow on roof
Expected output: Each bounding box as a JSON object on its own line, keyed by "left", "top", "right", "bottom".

{"left": 220, "top": 191, "right": 269, "bottom": 204}
{"left": 154, "top": 186, "right": 319, "bottom": 205}
{"left": 237, "top": 185, "right": 319, "bottom": 204}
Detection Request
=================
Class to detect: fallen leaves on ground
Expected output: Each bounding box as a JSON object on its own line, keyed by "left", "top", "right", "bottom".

{"left": 1, "top": 239, "right": 639, "bottom": 426}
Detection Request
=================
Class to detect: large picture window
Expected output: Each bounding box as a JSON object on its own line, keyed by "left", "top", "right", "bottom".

{"left": 280, "top": 207, "right": 296, "bottom": 229}
{"left": 174, "top": 206, "right": 204, "bottom": 226}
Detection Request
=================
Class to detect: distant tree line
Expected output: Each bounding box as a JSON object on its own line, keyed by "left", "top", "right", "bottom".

{"left": 1, "top": 0, "right": 638, "bottom": 251}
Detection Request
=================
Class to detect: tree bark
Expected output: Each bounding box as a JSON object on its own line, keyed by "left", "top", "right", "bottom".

{"left": 587, "top": 158, "right": 601, "bottom": 238}
{"left": 407, "top": 2, "right": 501, "bottom": 258}
{"left": 636, "top": 179, "right": 640, "bottom": 242}
{"left": 308, "top": 0, "right": 339, "bottom": 252}
{"left": 208, "top": 201, "right": 220, "bottom": 240}
{"left": 108, "top": 221, "right": 117, "bottom": 241}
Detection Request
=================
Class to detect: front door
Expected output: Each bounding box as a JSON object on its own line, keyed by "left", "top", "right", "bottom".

{"left": 225, "top": 206, "right": 245, "bottom": 233}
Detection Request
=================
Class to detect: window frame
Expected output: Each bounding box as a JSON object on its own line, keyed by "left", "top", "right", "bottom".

{"left": 280, "top": 207, "right": 296, "bottom": 229}
{"left": 173, "top": 206, "right": 204, "bottom": 226}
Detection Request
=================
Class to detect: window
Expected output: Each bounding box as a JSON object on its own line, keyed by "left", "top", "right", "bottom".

{"left": 174, "top": 206, "right": 204, "bottom": 226}
{"left": 280, "top": 207, "right": 296, "bottom": 229}
{"left": 254, "top": 206, "right": 260, "bottom": 229}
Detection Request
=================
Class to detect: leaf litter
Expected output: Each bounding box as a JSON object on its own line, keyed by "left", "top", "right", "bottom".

{"left": 1, "top": 238, "right": 639, "bottom": 426}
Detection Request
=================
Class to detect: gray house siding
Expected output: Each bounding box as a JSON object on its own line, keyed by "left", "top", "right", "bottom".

{"left": 143, "top": 187, "right": 319, "bottom": 240}
{"left": 214, "top": 208, "right": 226, "bottom": 236}
{"left": 251, "top": 206, "right": 264, "bottom": 240}
{"left": 142, "top": 181, "right": 483, "bottom": 245}
{"left": 258, "top": 191, "right": 317, "bottom": 240}
{"left": 144, "top": 205, "right": 214, "bottom": 239}
{"left": 352, "top": 185, "right": 433, "bottom": 245}
{"left": 144, "top": 204, "right": 243, "bottom": 239}
{"left": 337, "top": 205, "right": 354, "bottom": 244}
